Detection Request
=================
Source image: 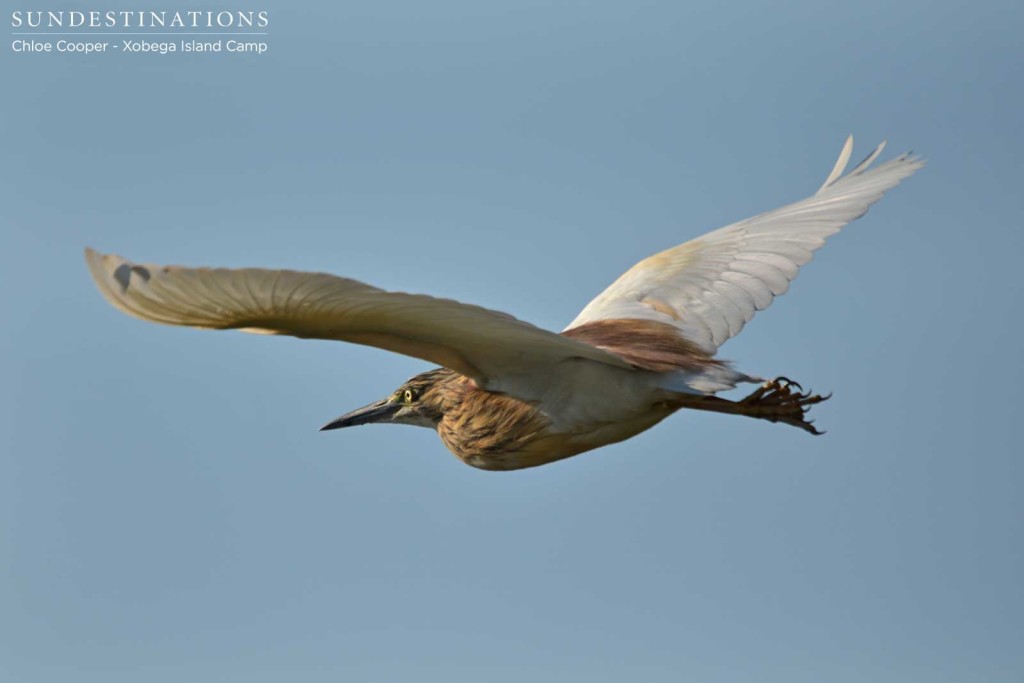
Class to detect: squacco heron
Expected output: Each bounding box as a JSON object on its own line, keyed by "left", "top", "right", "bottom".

{"left": 86, "top": 137, "right": 922, "bottom": 470}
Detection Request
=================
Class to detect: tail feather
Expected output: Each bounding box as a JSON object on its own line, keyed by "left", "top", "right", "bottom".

{"left": 660, "top": 365, "right": 760, "bottom": 395}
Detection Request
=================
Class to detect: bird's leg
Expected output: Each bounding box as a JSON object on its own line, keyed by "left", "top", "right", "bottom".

{"left": 674, "top": 377, "right": 830, "bottom": 435}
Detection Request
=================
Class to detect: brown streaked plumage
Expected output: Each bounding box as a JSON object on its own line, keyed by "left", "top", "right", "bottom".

{"left": 84, "top": 137, "right": 923, "bottom": 470}
{"left": 434, "top": 374, "right": 555, "bottom": 470}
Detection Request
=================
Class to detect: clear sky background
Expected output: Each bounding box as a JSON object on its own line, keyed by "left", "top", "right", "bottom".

{"left": 3, "top": 1, "right": 1022, "bottom": 681}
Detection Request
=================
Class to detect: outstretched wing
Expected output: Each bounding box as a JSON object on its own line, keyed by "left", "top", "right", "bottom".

{"left": 566, "top": 137, "right": 924, "bottom": 354}
{"left": 85, "top": 249, "right": 633, "bottom": 400}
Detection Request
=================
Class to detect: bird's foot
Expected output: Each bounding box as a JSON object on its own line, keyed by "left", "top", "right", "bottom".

{"left": 740, "top": 377, "right": 830, "bottom": 434}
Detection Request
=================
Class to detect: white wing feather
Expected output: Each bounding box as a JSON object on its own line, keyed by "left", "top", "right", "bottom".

{"left": 566, "top": 137, "right": 924, "bottom": 353}
{"left": 85, "top": 249, "right": 633, "bottom": 401}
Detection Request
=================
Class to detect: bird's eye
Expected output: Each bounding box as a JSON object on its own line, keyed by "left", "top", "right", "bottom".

{"left": 404, "top": 389, "right": 415, "bottom": 403}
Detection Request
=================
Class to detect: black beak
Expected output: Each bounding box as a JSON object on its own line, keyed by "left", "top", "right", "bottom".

{"left": 319, "top": 399, "right": 400, "bottom": 431}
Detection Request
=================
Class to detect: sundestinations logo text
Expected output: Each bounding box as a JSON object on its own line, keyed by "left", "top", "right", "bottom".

{"left": 10, "top": 9, "right": 270, "bottom": 56}
{"left": 11, "top": 10, "right": 269, "bottom": 29}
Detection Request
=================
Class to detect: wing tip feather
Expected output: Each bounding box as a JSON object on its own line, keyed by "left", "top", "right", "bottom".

{"left": 818, "top": 135, "right": 854, "bottom": 192}
{"left": 817, "top": 137, "right": 924, "bottom": 195}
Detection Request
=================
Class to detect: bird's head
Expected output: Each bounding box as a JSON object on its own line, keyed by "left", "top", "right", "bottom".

{"left": 319, "top": 368, "right": 451, "bottom": 432}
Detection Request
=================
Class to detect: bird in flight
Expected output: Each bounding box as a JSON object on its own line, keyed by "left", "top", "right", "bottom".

{"left": 86, "top": 137, "right": 922, "bottom": 470}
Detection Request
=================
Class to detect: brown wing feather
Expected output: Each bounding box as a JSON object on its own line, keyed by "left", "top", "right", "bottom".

{"left": 561, "top": 319, "right": 725, "bottom": 373}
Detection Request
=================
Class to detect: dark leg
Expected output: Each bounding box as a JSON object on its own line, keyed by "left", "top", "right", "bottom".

{"left": 675, "top": 378, "right": 830, "bottom": 435}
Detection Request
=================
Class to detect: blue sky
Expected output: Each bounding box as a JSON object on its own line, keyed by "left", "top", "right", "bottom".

{"left": 3, "top": 1, "right": 1022, "bottom": 681}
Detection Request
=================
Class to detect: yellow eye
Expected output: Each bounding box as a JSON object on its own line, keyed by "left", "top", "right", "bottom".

{"left": 404, "top": 389, "right": 414, "bottom": 403}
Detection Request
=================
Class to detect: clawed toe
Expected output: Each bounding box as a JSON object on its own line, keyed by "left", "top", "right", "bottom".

{"left": 738, "top": 376, "right": 831, "bottom": 434}
{"left": 774, "top": 376, "right": 802, "bottom": 392}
